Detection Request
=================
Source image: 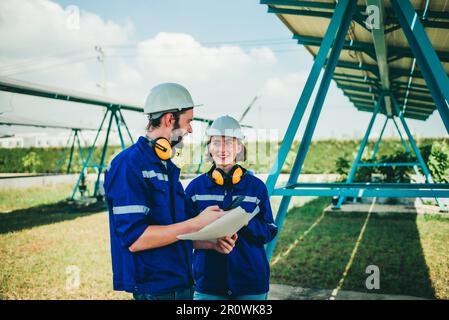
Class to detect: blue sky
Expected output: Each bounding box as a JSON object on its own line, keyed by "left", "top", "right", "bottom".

{"left": 0, "top": 0, "right": 447, "bottom": 142}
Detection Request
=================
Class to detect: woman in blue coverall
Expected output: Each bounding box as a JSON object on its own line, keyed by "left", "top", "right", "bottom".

{"left": 185, "top": 115, "right": 278, "bottom": 300}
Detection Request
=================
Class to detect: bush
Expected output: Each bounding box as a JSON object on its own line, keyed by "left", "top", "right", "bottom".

{"left": 21, "top": 152, "right": 41, "bottom": 173}
{"left": 377, "top": 151, "right": 413, "bottom": 183}
{"left": 335, "top": 155, "right": 351, "bottom": 181}
{"left": 427, "top": 140, "right": 449, "bottom": 183}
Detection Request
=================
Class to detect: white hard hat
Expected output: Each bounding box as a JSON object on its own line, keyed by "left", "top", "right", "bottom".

{"left": 206, "top": 115, "right": 245, "bottom": 140}
{"left": 144, "top": 83, "right": 201, "bottom": 117}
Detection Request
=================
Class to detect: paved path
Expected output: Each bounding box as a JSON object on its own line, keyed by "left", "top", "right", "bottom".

{"left": 269, "top": 284, "right": 426, "bottom": 300}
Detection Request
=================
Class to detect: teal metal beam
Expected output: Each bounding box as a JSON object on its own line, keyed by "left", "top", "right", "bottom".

{"left": 271, "top": 183, "right": 449, "bottom": 198}
{"left": 391, "top": 0, "right": 449, "bottom": 131}
{"left": 389, "top": 47, "right": 449, "bottom": 63}
{"left": 267, "top": 6, "right": 333, "bottom": 18}
{"left": 265, "top": 0, "right": 353, "bottom": 194}
{"left": 392, "top": 86, "right": 430, "bottom": 95}
{"left": 334, "top": 77, "right": 379, "bottom": 87}
{"left": 357, "top": 162, "right": 420, "bottom": 167}
{"left": 335, "top": 93, "right": 384, "bottom": 208}
{"left": 333, "top": 73, "right": 379, "bottom": 83}
{"left": 262, "top": 1, "right": 449, "bottom": 21}
{"left": 394, "top": 100, "right": 435, "bottom": 110}
{"left": 264, "top": 1, "right": 371, "bottom": 31}
{"left": 391, "top": 95, "right": 434, "bottom": 183}
{"left": 293, "top": 35, "right": 377, "bottom": 60}
{"left": 93, "top": 109, "right": 115, "bottom": 197}
{"left": 337, "top": 84, "right": 378, "bottom": 94}
{"left": 264, "top": 0, "right": 357, "bottom": 261}
{"left": 345, "top": 92, "right": 377, "bottom": 101}
{"left": 118, "top": 109, "right": 135, "bottom": 145}
{"left": 66, "top": 129, "right": 78, "bottom": 174}
{"left": 391, "top": 80, "right": 429, "bottom": 90}
{"left": 260, "top": 0, "right": 335, "bottom": 10}
{"left": 335, "top": 61, "right": 380, "bottom": 78}
{"left": 71, "top": 109, "right": 110, "bottom": 200}
{"left": 0, "top": 79, "right": 142, "bottom": 113}
{"left": 370, "top": 116, "right": 389, "bottom": 160}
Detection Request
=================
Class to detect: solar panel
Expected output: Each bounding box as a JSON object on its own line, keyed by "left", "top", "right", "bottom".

{"left": 262, "top": 0, "right": 449, "bottom": 120}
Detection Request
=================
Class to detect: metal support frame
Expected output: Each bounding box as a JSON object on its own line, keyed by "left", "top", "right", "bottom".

{"left": 53, "top": 128, "right": 86, "bottom": 174}
{"left": 370, "top": 116, "right": 389, "bottom": 160}
{"left": 334, "top": 94, "right": 383, "bottom": 209}
{"left": 390, "top": 0, "right": 449, "bottom": 135}
{"left": 333, "top": 90, "right": 443, "bottom": 209}
{"left": 71, "top": 105, "right": 133, "bottom": 200}
{"left": 66, "top": 129, "right": 85, "bottom": 174}
{"left": 265, "top": 0, "right": 357, "bottom": 259}
{"left": 263, "top": 0, "right": 449, "bottom": 261}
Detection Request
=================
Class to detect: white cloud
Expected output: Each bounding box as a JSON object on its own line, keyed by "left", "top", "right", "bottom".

{"left": 0, "top": 0, "right": 444, "bottom": 141}
{"left": 249, "top": 47, "right": 277, "bottom": 64}
{"left": 0, "top": 0, "right": 281, "bottom": 140}
{"left": 136, "top": 32, "right": 276, "bottom": 82}
{"left": 261, "top": 72, "right": 308, "bottom": 100}
{"left": 0, "top": 0, "right": 130, "bottom": 61}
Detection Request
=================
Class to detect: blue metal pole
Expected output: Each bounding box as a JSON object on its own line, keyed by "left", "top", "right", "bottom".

{"left": 370, "top": 116, "right": 389, "bottom": 160}
{"left": 118, "top": 109, "right": 134, "bottom": 145}
{"left": 390, "top": 95, "right": 433, "bottom": 182}
{"left": 93, "top": 108, "right": 115, "bottom": 197}
{"left": 392, "top": 117, "right": 412, "bottom": 154}
{"left": 334, "top": 93, "right": 384, "bottom": 209}
{"left": 358, "top": 162, "right": 419, "bottom": 167}
{"left": 390, "top": 0, "right": 449, "bottom": 135}
{"left": 265, "top": 0, "right": 353, "bottom": 194}
{"left": 66, "top": 129, "right": 77, "bottom": 174}
{"left": 388, "top": 96, "right": 445, "bottom": 209}
{"left": 392, "top": 114, "right": 427, "bottom": 191}
{"left": 75, "top": 130, "right": 85, "bottom": 165}
{"left": 71, "top": 109, "right": 110, "bottom": 200}
{"left": 265, "top": 0, "right": 358, "bottom": 260}
{"left": 114, "top": 110, "right": 126, "bottom": 150}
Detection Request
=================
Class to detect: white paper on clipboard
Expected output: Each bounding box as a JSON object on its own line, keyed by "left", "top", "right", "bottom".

{"left": 177, "top": 207, "right": 257, "bottom": 242}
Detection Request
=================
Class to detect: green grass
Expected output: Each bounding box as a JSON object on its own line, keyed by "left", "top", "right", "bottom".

{"left": 0, "top": 184, "right": 130, "bottom": 300}
{"left": 0, "top": 184, "right": 73, "bottom": 212}
{"left": 0, "top": 185, "right": 448, "bottom": 299}
{"left": 270, "top": 198, "right": 449, "bottom": 299}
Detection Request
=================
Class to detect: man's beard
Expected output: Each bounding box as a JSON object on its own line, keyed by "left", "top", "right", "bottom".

{"left": 170, "top": 121, "right": 186, "bottom": 150}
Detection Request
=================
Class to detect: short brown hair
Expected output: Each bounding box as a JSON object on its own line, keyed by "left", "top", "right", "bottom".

{"left": 146, "top": 107, "right": 193, "bottom": 131}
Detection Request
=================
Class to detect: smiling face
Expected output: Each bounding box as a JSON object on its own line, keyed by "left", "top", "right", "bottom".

{"left": 208, "top": 135, "right": 243, "bottom": 167}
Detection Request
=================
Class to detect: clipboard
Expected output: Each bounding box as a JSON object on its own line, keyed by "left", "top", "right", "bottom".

{"left": 177, "top": 206, "right": 257, "bottom": 242}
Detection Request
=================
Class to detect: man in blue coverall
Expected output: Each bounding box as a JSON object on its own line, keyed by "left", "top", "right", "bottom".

{"left": 104, "top": 83, "right": 237, "bottom": 300}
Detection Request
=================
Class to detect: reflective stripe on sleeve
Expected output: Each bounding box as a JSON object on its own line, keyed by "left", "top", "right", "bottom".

{"left": 112, "top": 205, "right": 150, "bottom": 215}
{"left": 142, "top": 170, "right": 168, "bottom": 181}
{"left": 191, "top": 194, "right": 225, "bottom": 202}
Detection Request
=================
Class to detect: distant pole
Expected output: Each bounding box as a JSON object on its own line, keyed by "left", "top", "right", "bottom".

{"left": 239, "top": 96, "right": 258, "bottom": 123}
{"left": 95, "top": 46, "right": 107, "bottom": 97}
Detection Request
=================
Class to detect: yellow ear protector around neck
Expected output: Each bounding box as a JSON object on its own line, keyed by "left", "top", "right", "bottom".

{"left": 209, "top": 164, "right": 245, "bottom": 187}
{"left": 147, "top": 137, "right": 172, "bottom": 160}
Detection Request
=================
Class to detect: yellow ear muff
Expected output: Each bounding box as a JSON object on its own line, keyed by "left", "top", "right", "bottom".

{"left": 231, "top": 166, "right": 243, "bottom": 185}
{"left": 211, "top": 169, "right": 225, "bottom": 186}
{"left": 153, "top": 138, "right": 172, "bottom": 160}
{"left": 210, "top": 165, "right": 244, "bottom": 186}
